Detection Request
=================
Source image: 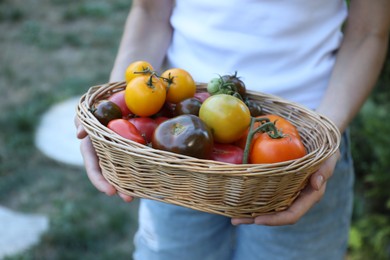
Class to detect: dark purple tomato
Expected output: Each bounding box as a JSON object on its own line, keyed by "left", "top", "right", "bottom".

{"left": 152, "top": 114, "right": 214, "bottom": 159}
{"left": 245, "top": 99, "right": 263, "bottom": 117}
{"left": 91, "top": 100, "right": 122, "bottom": 126}
{"left": 174, "top": 97, "right": 202, "bottom": 116}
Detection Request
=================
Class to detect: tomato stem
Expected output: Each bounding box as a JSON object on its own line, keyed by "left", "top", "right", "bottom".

{"left": 242, "top": 117, "right": 284, "bottom": 164}
{"left": 158, "top": 72, "right": 175, "bottom": 93}
{"left": 145, "top": 73, "right": 160, "bottom": 89}
{"left": 133, "top": 66, "right": 154, "bottom": 75}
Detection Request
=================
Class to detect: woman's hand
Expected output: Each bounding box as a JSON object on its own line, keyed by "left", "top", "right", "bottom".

{"left": 231, "top": 151, "right": 340, "bottom": 226}
{"left": 75, "top": 117, "right": 134, "bottom": 202}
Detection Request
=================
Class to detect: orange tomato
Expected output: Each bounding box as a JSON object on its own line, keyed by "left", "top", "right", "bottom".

{"left": 124, "top": 75, "right": 166, "bottom": 117}
{"left": 262, "top": 114, "right": 301, "bottom": 138}
{"left": 161, "top": 68, "right": 196, "bottom": 104}
{"left": 249, "top": 132, "right": 306, "bottom": 164}
{"left": 125, "top": 60, "right": 154, "bottom": 83}
{"left": 235, "top": 114, "right": 301, "bottom": 149}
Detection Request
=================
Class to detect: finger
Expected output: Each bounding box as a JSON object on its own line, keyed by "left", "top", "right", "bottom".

{"left": 118, "top": 192, "right": 134, "bottom": 202}
{"left": 231, "top": 218, "right": 254, "bottom": 226}
{"left": 310, "top": 151, "right": 340, "bottom": 190}
{"left": 74, "top": 116, "right": 88, "bottom": 139}
{"left": 80, "top": 137, "right": 116, "bottom": 196}
{"left": 253, "top": 183, "right": 326, "bottom": 226}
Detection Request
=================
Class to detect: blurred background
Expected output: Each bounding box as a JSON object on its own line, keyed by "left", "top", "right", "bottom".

{"left": 0, "top": 0, "right": 389, "bottom": 259}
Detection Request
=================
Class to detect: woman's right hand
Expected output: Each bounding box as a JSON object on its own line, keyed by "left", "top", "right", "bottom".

{"left": 75, "top": 117, "right": 134, "bottom": 202}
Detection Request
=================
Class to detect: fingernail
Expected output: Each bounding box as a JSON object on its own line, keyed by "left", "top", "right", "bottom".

{"left": 316, "top": 175, "right": 324, "bottom": 189}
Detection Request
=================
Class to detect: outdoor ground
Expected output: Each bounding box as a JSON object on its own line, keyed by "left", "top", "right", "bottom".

{"left": 1, "top": 0, "right": 140, "bottom": 259}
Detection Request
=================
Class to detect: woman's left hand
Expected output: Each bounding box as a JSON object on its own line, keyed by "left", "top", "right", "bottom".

{"left": 231, "top": 151, "right": 340, "bottom": 226}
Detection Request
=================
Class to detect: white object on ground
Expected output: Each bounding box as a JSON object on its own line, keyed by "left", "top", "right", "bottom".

{"left": 35, "top": 96, "right": 84, "bottom": 167}
{"left": 0, "top": 206, "right": 49, "bottom": 258}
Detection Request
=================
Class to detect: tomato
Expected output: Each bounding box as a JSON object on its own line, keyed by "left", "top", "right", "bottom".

{"left": 221, "top": 72, "right": 246, "bottom": 98}
{"left": 91, "top": 100, "right": 122, "bottom": 126}
{"left": 152, "top": 114, "right": 214, "bottom": 159}
{"left": 125, "top": 60, "right": 154, "bottom": 83}
{"left": 207, "top": 78, "right": 223, "bottom": 95}
{"left": 108, "top": 90, "right": 133, "bottom": 118}
{"left": 262, "top": 114, "right": 301, "bottom": 139}
{"left": 207, "top": 72, "right": 246, "bottom": 98}
{"left": 128, "top": 117, "right": 158, "bottom": 143}
{"left": 234, "top": 128, "right": 252, "bottom": 150}
{"left": 211, "top": 143, "right": 244, "bottom": 164}
{"left": 249, "top": 132, "right": 306, "bottom": 164}
{"left": 125, "top": 75, "right": 166, "bottom": 117}
{"left": 152, "top": 102, "right": 175, "bottom": 118}
{"left": 174, "top": 97, "right": 202, "bottom": 116}
{"left": 235, "top": 114, "right": 300, "bottom": 149}
{"left": 161, "top": 68, "right": 196, "bottom": 104}
{"left": 107, "top": 119, "right": 146, "bottom": 145}
{"left": 244, "top": 99, "right": 263, "bottom": 117}
{"left": 154, "top": 116, "right": 169, "bottom": 125}
{"left": 194, "top": 92, "right": 211, "bottom": 103}
{"left": 199, "top": 94, "right": 251, "bottom": 144}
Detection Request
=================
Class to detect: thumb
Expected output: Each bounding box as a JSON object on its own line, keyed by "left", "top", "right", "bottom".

{"left": 310, "top": 151, "right": 340, "bottom": 190}
{"left": 74, "top": 116, "right": 88, "bottom": 139}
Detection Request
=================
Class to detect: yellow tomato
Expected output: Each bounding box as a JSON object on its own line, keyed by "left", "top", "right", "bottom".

{"left": 199, "top": 94, "right": 251, "bottom": 143}
{"left": 125, "top": 60, "right": 154, "bottom": 83}
{"left": 161, "top": 68, "right": 196, "bottom": 104}
{"left": 125, "top": 75, "right": 166, "bottom": 117}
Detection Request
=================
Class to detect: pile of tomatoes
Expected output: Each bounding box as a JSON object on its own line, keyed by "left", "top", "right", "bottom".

{"left": 91, "top": 60, "right": 307, "bottom": 164}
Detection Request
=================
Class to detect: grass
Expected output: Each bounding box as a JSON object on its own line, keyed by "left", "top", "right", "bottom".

{"left": 0, "top": 0, "right": 140, "bottom": 259}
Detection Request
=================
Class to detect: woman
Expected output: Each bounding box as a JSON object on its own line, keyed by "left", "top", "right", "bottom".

{"left": 76, "top": 0, "right": 390, "bottom": 259}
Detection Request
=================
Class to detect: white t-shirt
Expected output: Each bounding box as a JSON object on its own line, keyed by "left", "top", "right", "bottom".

{"left": 165, "top": 0, "right": 348, "bottom": 109}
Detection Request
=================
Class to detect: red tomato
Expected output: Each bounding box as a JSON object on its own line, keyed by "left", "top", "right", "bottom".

{"left": 211, "top": 143, "right": 244, "bottom": 164}
{"left": 108, "top": 90, "right": 133, "bottom": 117}
{"left": 249, "top": 133, "right": 306, "bottom": 164}
{"left": 193, "top": 92, "right": 211, "bottom": 103}
{"left": 107, "top": 119, "right": 146, "bottom": 145}
{"left": 128, "top": 117, "right": 158, "bottom": 143}
{"left": 154, "top": 116, "right": 169, "bottom": 125}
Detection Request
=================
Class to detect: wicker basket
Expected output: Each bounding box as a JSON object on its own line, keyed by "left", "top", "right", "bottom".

{"left": 76, "top": 81, "right": 341, "bottom": 218}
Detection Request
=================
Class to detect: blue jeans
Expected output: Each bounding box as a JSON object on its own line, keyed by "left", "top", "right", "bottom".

{"left": 133, "top": 132, "right": 354, "bottom": 260}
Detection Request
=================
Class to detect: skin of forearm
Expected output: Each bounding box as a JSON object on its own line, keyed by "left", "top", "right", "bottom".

{"left": 317, "top": 33, "right": 389, "bottom": 133}
{"left": 317, "top": 0, "right": 390, "bottom": 133}
{"left": 110, "top": 0, "right": 173, "bottom": 82}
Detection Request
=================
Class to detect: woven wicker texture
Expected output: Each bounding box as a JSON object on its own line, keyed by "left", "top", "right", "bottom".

{"left": 77, "top": 81, "right": 341, "bottom": 218}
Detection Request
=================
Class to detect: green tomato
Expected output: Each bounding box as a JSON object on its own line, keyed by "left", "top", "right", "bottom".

{"left": 207, "top": 78, "right": 222, "bottom": 95}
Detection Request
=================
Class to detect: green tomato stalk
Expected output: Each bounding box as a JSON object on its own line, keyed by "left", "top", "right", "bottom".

{"left": 242, "top": 117, "right": 285, "bottom": 164}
